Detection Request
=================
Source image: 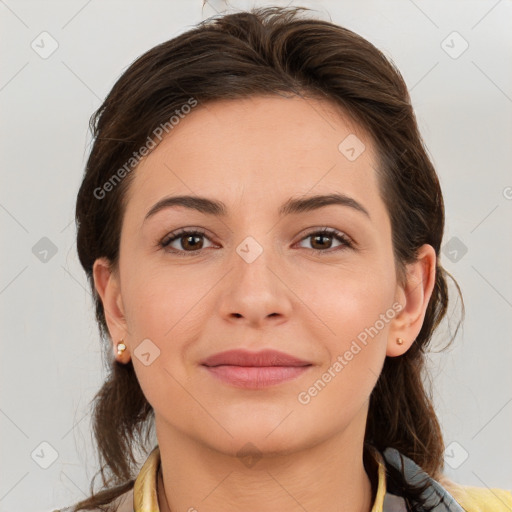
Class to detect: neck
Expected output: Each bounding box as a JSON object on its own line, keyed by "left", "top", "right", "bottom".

{"left": 156, "top": 420, "right": 375, "bottom": 512}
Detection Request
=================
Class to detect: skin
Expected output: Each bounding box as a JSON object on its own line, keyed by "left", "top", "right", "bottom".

{"left": 93, "top": 95, "right": 436, "bottom": 512}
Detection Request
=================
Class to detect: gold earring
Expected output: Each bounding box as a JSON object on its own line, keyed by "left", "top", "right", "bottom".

{"left": 396, "top": 337, "right": 405, "bottom": 345}
{"left": 117, "top": 340, "right": 127, "bottom": 355}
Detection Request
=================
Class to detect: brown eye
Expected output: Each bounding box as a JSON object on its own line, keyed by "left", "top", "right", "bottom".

{"left": 298, "top": 228, "right": 353, "bottom": 253}
{"left": 160, "top": 229, "right": 214, "bottom": 255}
{"left": 179, "top": 234, "right": 204, "bottom": 250}
{"left": 310, "top": 233, "right": 334, "bottom": 250}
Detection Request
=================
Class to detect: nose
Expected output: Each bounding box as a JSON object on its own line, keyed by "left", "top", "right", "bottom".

{"left": 216, "top": 238, "right": 293, "bottom": 328}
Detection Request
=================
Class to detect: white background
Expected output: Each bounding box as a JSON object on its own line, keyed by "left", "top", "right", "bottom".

{"left": 1, "top": 1, "right": 511, "bottom": 510}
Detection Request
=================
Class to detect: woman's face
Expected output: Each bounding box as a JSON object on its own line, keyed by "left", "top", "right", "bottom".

{"left": 95, "top": 95, "right": 432, "bottom": 457}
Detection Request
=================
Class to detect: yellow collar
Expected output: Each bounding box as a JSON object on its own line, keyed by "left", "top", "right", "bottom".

{"left": 133, "top": 445, "right": 387, "bottom": 512}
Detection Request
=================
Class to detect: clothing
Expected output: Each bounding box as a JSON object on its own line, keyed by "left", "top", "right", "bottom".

{"left": 54, "top": 445, "right": 512, "bottom": 512}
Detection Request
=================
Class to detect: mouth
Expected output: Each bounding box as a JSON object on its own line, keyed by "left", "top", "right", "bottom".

{"left": 200, "top": 349, "right": 313, "bottom": 389}
{"left": 201, "top": 348, "right": 312, "bottom": 367}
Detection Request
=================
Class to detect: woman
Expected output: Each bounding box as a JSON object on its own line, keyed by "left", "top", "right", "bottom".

{"left": 54, "top": 6, "right": 512, "bottom": 512}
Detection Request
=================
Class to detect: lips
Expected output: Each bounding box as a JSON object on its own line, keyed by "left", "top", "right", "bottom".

{"left": 201, "top": 349, "right": 311, "bottom": 368}
{"left": 200, "top": 349, "right": 312, "bottom": 389}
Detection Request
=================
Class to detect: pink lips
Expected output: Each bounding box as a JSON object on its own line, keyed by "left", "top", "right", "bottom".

{"left": 201, "top": 349, "right": 312, "bottom": 389}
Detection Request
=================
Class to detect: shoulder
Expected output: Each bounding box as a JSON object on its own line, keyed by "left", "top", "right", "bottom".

{"left": 438, "top": 475, "right": 512, "bottom": 512}
{"left": 51, "top": 487, "right": 134, "bottom": 512}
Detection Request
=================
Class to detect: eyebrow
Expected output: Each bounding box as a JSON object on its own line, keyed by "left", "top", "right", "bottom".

{"left": 144, "top": 192, "right": 371, "bottom": 222}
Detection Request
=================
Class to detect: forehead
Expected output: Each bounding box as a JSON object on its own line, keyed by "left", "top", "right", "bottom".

{"left": 126, "top": 94, "right": 386, "bottom": 220}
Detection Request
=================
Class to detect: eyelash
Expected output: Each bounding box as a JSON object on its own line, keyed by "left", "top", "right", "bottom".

{"left": 159, "top": 227, "right": 354, "bottom": 257}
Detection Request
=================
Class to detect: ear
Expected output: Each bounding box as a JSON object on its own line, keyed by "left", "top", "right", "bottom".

{"left": 387, "top": 244, "right": 437, "bottom": 357}
{"left": 92, "top": 257, "right": 130, "bottom": 363}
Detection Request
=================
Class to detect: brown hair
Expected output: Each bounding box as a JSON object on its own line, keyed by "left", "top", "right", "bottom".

{"left": 70, "top": 6, "right": 463, "bottom": 511}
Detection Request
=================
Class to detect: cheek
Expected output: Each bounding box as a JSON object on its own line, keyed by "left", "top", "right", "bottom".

{"left": 297, "top": 260, "right": 395, "bottom": 393}
{"left": 121, "top": 259, "right": 206, "bottom": 338}
{"left": 294, "top": 274, "right": 393, "bottom": 421}
{"left": 121, "top": 266, "right": 204, "bottom": 411}
{"left": 298, "top": 256, "right": 396, "bottom": 341}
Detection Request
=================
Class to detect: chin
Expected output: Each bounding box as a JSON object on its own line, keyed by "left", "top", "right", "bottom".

{"left": 200, "top": 415, "right": 315, "bottom": 458}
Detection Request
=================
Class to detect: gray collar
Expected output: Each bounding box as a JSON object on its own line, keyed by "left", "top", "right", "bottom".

{"left": 381, "top": 448, "right": 464, "bottom": 512}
